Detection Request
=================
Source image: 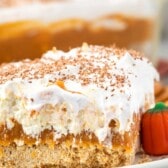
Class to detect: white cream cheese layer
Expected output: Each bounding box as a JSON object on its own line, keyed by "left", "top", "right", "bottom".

{"left": 0, "top": 46, "right": 159, "bottom": 146}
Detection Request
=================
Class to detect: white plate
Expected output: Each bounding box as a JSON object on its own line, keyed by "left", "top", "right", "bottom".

{"left": 122, "top": 158, "right": 168, "bottom": 168}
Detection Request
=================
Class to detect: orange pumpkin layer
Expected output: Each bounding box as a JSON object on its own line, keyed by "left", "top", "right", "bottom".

{"left": 0, "top": 14, "right": 153, "bottom": 63}
{"left": 0, "top": 114, "right": 140, "bottom": 150}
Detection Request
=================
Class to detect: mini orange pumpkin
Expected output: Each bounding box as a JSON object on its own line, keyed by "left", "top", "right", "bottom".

{"left": 141, "top": 102, "right": 168, "bottom": 156}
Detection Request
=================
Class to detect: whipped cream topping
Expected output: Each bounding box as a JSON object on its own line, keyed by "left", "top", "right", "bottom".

{"left": 0, "top": 45, "right": 159, "bottom": 146}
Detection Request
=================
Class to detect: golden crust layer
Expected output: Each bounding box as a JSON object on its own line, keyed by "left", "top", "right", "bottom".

{"left": 0, "top": 142, "right": 135, "bottom": 168}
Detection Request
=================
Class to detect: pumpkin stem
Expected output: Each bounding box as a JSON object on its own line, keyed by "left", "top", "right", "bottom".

{"left": 148, "top": 102, "right": 168, "bottom": 113}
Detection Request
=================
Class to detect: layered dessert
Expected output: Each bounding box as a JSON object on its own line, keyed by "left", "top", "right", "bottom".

{"left": 0, "top": 0, "right": 161, "bottom": 63}
{"left": 0, "top": 45, "right": 158, "bottom": 167}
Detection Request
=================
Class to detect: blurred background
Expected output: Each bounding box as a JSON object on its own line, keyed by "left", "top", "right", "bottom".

{"left": 0, "top": 0, "right": 167, "bottom": 80}
{"left": 157, "top": 0, "right": 168, "bottom": 83}
{"left": 160, "top": 0, "right": 168, "bottom": 59}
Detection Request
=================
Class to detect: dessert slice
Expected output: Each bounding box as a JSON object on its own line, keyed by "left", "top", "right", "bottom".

{"left": 0, "top": 45, "right": 158, "bottom": 167}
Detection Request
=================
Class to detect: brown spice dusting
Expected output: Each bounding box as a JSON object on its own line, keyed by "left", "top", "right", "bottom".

{"left": 0, "top": 45, "right": 144, "bottom": 95}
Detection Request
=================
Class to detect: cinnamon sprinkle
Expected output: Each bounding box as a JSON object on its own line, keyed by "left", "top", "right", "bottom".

{"left": 0, "top": 45, "right": 144, "bottom": 97}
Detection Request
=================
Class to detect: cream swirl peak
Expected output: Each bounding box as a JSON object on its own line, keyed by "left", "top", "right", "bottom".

{"left": 0, "top": 44, "right": 158, "bottom": 146}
